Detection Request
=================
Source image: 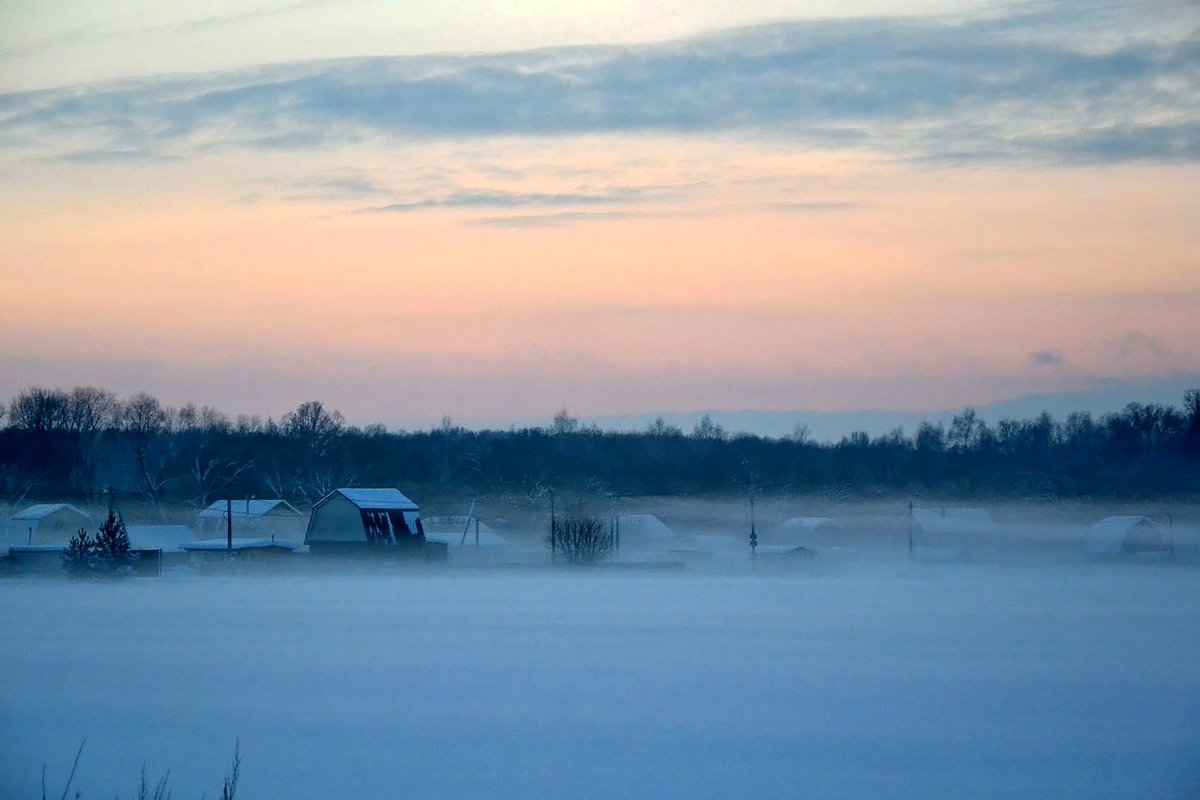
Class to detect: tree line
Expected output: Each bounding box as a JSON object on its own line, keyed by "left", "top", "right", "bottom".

{"left": 1, "top": 385, "right": 1198, "bottom": 507}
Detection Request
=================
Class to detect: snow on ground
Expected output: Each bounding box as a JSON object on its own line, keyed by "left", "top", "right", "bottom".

{"left": 2, "top": 562, "right": 1199, "bottom": 799}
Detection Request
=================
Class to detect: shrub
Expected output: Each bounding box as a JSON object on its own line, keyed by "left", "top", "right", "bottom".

{"left": 548, "top": 515, "right": 613, "bottom": 563}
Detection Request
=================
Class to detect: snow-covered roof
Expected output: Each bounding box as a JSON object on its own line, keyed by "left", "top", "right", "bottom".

{"left": 1084, "top": 516, "right": 1165, "bottom": 556}
{"left": 616, "top": 514, "right": 673, "bottom": 541}
{"left": 912, "top": 508, "right": 998, "bottom": 535}
{"left": 198, "top": 499, "right": 302, "bottom": 518}
{"left": 11, "top": 503, "right": 91, "bottom": 522}
{"left": 779, "top": 517, "right": 841, "bottom": 531}
{"left": 425, "top": 528, "right": 510, "bottom": 548}
{"left": 181, "top": 538, "right": 299, "bottom": 551}
{"left": 126, "top": 525, "right": 197, "bottom": 551}
{"left": 330, "top": 488, "right": 419, "bottom": 511}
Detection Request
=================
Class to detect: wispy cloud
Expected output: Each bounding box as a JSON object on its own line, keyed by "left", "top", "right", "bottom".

{"left": 0, "top": 2, "right": 1196, "bottom": 165}
{"left": 360, "top": 188, "right": 645, "bottom": 213}
{"left": 1029, "top": 349, "right": 1065, "bottom": 366}
{"left": 468, "top": 210, "right": 645, "bottom": 228}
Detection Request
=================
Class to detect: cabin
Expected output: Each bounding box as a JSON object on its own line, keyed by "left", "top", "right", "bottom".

{"left": 306, "top": 488, "right": 441, "bottom": 559}
{"left": 1084, "top": 516, "right": 1170, "bottom": 557}
{"left": 198, "top": 498, "right": 305, "bottom": 541}
{"left": 7, "top": 503, "right": 92, "bottom": 546}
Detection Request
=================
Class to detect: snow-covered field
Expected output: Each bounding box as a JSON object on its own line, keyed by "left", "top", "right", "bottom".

{"left": 3, "top": 562, "right": 1199, "bottom": 799}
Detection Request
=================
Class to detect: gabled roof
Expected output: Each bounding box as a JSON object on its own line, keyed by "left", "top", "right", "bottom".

{"left": 11, "top": 503, "right": 91, "bottom": 522}
{"left": 326, "top": 488, "right": 419, "bottom": 511}
{"left": 198, "top": 499, "right": 302, "bottom": 518}
{"left": 912, "top": 507, "right": 998, "bottom": 535}
{"left": 616, "top": 514, "right": 673, "bottom": 541}
{"left": 181, "top": 538, "right": 300, "bottom": 551}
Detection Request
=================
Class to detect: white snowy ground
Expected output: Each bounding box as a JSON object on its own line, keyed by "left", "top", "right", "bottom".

{"left": 2, "top": 562, "right": 1199, "bottom": 799}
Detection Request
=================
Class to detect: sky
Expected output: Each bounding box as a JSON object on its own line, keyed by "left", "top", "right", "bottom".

{"left": 1, "top": 0, "right": 1198, "bottom": 430}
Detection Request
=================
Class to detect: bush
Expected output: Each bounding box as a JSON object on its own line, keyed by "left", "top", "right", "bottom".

{"left": 548, "top": 515, "right": 613, "bottom": 563}
{"left": 63, "top": 511, "right": 137, "bottom": 578}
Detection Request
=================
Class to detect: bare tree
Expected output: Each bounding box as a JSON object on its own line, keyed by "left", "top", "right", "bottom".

{"left": 120, "top": 393, "right": 177, "bottom": 506}
{"left": 552, "top": 408, "right": 580, "bottom": 434}
{"left": 548, "top": 515, "right": 612, "bottom": 563}
{"left": 8, "top": 387, "right": 71, "bottom": 431}
{"left": 692, "top": 413, "right": 726, "bottom": 440}
{"left": 282, "top": 400, "right": 344, "bottom": 440}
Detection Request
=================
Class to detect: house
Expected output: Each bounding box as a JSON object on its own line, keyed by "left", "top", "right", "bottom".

{"left": 1084, "top": 516, "right": 1170, "bottom": 557}
{"left": 197, "top": 499, "right": 304, "bottom": 541}
{"left": 7, "top": 503, "right": 92, "bottom": 546}
{"left": 306, "top": 488, "right": 440, "bottom": 558}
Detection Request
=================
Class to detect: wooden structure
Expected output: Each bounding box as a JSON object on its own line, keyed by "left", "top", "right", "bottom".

{"left": 305, "top": 488, "right": 440, "bottom": 559}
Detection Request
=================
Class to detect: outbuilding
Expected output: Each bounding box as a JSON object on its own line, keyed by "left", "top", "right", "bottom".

{"left": 305, "top": 488, "right": 435, "bottom": 557}
{"left": 7, "top": 503, "right": 92, "bottom": 546}
{"left": 1084, "top": 516, "right": 1170, "bottom": 557}
{"left": 198, "top": 499, "right": 305, "bottom": 540}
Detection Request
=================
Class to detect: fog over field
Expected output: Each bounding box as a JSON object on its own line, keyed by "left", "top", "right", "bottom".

{"left": 3, "top": 505, "right": 1199, "bottom": 799}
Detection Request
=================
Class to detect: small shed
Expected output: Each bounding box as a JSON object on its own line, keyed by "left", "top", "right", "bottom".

{"left": 198, "top": 499, "right": 305, "bottom": 540}
{"left": 8, "top": 504, "right": 92, "bottom": 546}
{"left": 1084, "top": 516, "right": 1169, "bottom": 557}
{"left": 305, "top": 488, "right": 430, "bottom": 556}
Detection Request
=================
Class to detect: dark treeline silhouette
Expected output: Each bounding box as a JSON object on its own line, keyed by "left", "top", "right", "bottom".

{"left": 1, "top": 386, "right": 1198, "bottom": 506}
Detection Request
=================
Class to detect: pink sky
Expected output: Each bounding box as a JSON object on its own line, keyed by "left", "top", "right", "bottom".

{"left": 1, "top": 2, "right": 1197, "bottom": 427}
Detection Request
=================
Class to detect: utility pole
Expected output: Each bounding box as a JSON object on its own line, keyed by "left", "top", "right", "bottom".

{"left": 226, "top": 497, "right": 233, "bottom": 553}
{"left": 907, "top": 501, "right": 915, "bottom": 556}
{"left": 749, "top": 486, "right": 758, "bottom": 558}
{"left": 549, "top": 492, "right": 557, "bottom": 563}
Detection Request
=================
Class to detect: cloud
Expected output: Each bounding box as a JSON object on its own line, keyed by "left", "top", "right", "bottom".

{"left": 1029, "top": 349, "right": 1065, "bottom": 366}
{"left": 0, "top": 2, "right": 1196, "bottom": 165}
{"left": 360, "top": 188, "right": 645, "bottom": 213}
{"left": 1113, "top": 330, "right": 1170, "bottom": 359}
{"left": 468, "top": 210, "right": 644, "bottom": 228}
